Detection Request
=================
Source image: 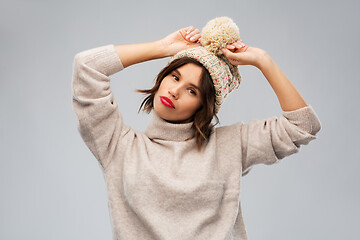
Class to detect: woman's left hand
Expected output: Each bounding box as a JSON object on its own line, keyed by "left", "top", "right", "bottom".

{"left": 159, "top": 26, "right": 202, "bottom": 57}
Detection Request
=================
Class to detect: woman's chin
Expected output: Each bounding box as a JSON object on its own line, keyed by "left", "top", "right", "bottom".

{"left": 154, "top": 109, "right": 189, "bottom": 124}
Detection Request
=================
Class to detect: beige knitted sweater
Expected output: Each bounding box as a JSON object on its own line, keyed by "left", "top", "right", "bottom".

{"left": 72, "top": 44, "right": 322, "bottom": 240}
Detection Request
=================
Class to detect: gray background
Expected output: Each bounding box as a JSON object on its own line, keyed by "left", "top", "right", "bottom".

{"left": 1, "top": 0, "right": 359, "bottom": 239}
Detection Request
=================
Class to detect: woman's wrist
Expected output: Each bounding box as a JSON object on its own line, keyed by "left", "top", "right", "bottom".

{"left": 154, "top": 40, "right": 171, "bottom": 58}
{"left": 254, "top": 51, "right": 272, "bottom": 70}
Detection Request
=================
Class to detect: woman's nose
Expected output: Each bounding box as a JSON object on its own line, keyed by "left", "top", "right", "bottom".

{"left": 168, "top": 87, "right": 179, "bottom": 99}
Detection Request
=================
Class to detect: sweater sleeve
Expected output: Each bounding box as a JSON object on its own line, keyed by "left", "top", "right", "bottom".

{"left": 72, "top": 44, "right": 132, "bottom": 170}
{"left": 240, "top": 105, "right": 322, "bottom": 176}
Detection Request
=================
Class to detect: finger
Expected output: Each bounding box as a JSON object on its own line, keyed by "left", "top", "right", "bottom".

{"left": 187, "top": 32, "right": 200, "bottom": 41}
{"left": 180, "top": 26, "right": 189, "bottom": 33}
{"left": 234, "top": 44, "right": 246, "bottom": 52}
{"left": 235, "top": 40, "right": 246, "bottom": 48}
{"left": 221, "top": 48, "right": 241, "bottom": 65}
{"left": 227, "top": 41, "right": 240, "bottom": 49}
{"left": 221, "top": 48, "right": 235, "bottom": 57}
{"left": 185, "top": 26, "right": 194, "bottom": 34}
{"left": 238, "top": 38, "right": 244, "bottom": 44}
{"left": 186, "top": 29, "right": 200, "bottom": 40}
{"left": 189, "top": 33, "right": 201, "bottom": 41}
{"left": 234, "top": 43, "right": 244, "bottom": 49}
{"left": 227, "top": 45, "right": 237, "bottom": 53}
{"left": 180, "top": 26, "right": 192, "bottom": 37}
{"left": 179, "top": 28, "right": 187, "bottom": 37}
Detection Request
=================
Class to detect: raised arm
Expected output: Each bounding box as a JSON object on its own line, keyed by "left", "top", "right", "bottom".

{"left": 72, "top": 44, "right": 130, "bottom": 170}
{"left": 114, "top": 41, "right": 166, "bottom": 68}
{"left": 72, "top": 26, "right": 202, "bottom": 170}
{"left": 256, "top": 54, "right": 307, "bottom": 111}
{"left": 221, "top": 41, "right": 322, "bottom": 176}
{"left": 222, "top": 41, "right": 307, "bottom": 111}
{"left": 115, "top": 25, "right": 202, "bottom": 68}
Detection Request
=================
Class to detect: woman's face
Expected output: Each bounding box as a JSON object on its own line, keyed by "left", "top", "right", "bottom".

{"left": 154, "top": 63, "right": 203, "bottom": 123}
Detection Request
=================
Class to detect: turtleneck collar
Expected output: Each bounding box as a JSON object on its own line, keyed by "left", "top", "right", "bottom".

{"left": 145, "top": 111, "right": 195, "bottom": 142}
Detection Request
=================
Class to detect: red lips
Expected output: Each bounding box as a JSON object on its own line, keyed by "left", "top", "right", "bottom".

{"left": 160, "top": 96, "right": 175, "bottom": 109}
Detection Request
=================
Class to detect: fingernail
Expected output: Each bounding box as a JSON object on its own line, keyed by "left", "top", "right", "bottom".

{"left": 190, "top": 37, "right": 195, "bottom": 41}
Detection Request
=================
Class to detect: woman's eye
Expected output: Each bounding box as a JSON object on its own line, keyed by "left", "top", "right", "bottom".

{"left": 189, "top": 89, "right": 197, "bottom": 95}
{"left": 172, "top": 75, "right": 179, "bottom": 81}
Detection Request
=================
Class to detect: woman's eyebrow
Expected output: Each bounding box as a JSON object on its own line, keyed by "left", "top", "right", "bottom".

{"left": 174, "top": 69, "right": 182, "bottom": 76}
{"left": 190, "top": 83, "right": 200, "bottom": 91}
{"left": 173, "top": 69, "right": 200, "bottom": 91}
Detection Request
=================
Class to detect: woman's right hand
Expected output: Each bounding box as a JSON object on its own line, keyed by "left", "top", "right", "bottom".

{"left": 158, "top": 26, "right": 202, "bottom": 57}
{"left": 221, "top": 40, "right": 268, "bottom": 68}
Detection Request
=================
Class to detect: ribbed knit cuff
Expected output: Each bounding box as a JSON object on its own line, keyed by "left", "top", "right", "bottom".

{"left": 282, "top": 105, "right": 322, "bottom": 135}
{"left": 75, "top": 44, "right": 124, "bottom": 76}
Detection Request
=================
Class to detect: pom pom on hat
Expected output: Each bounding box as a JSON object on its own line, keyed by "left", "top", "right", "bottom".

{"left": 200, "top": 16, "right": 240, "bottom": 56}
{"left": 168, "top": 16, "right": 243, "bottom": 114}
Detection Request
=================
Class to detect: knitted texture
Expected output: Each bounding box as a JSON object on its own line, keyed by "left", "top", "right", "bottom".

{"left": 168, "top": 16, "right": 242, "bottom": 114}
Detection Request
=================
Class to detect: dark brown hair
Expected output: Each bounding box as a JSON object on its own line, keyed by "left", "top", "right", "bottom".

{"left": 136, "top": 57, "right": 220, "bottom": 152}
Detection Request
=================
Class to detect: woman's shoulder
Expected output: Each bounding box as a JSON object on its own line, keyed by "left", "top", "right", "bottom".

{"left": 211, "top": 121, "right": 243, "bottom": 138}
{"left": 214, "top": 121, "right": 244, "bottom": 130}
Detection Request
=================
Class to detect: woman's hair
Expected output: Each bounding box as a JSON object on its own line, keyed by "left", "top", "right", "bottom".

{"left": 136, "top": 57, "right": 220, "bottom": 152}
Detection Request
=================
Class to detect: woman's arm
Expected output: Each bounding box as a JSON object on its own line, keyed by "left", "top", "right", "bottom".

{"left": 72, "top": 26, "right": 202, "bottom": 170}
{"left": 114, "top": 41, "right": 167, "bottom": 68}
{"left": 115, "top": 25, "right": 202, "bottom": 68}
{"left": 72, "top": 44, "right": 130, "bottom": 170}
{"left": 256, "top": 54, "right": 307, "bottom": 111}
{"left": 221, "top": 42, "right": 321, "bottom": 176}
{"left": 221, "top": 42, "right": 307, "bottom": 111}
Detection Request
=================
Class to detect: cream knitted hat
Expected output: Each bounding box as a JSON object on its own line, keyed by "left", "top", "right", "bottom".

{"left": 167, "top": 16, "right": 243, "bottom": 114}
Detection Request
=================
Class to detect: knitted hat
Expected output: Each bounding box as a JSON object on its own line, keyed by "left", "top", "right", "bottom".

{"left": 167, "top": 16, "right": 243, "bottom": 114}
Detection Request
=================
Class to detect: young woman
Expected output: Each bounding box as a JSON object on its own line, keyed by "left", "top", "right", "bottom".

{"left": 72, "top": 23, "right": 321, "bottom": 240}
